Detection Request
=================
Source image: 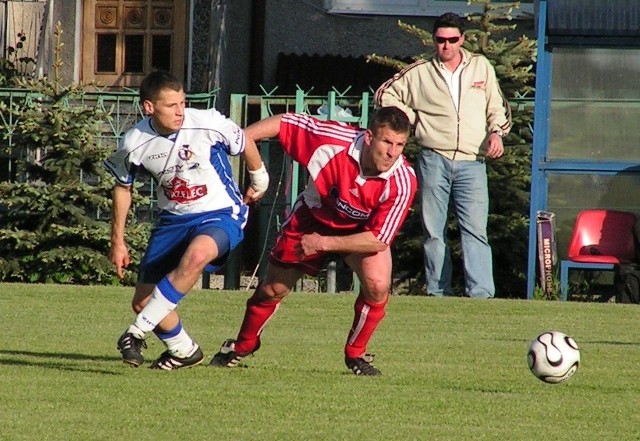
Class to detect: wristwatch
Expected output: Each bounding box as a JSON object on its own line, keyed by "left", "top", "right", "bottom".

{"left": 492, "top": 129, "right": 505, "bottom": 137}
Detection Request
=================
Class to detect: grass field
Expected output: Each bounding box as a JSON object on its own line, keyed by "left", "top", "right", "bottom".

{"left": 1, "top": 283, "right": 639, "bottom": 441}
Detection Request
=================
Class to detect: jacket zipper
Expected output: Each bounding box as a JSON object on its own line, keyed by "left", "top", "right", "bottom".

{"left": 433, "top": 57, "right": 465, "bottom": 160}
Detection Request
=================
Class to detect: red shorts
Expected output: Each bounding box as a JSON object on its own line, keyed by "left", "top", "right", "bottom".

{"left": 269, "top": 203, "right": 350, "bottom": 276}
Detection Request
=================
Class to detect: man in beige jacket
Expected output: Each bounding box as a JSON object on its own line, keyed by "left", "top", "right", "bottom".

{"left": 375, "top": 12, "right": 511, "bottom": 298}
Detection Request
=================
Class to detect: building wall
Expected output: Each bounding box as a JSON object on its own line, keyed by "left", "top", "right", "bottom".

{"left": 188, "top": 0, "right": 252, "bottom": 111}
{"left": 38, "top": 1, "right": 532, "bottom": 100}
{"left": 54, "top": 0, "right": 77, "bottom": 83}
{"left": 257, "top": 0, "right": 535, "bottom": 92}
{"left": 189, "top": 0, "right": 212, "bottom": 92}
{"left": 259, "top": 0, "right": 434, "bottom": 90}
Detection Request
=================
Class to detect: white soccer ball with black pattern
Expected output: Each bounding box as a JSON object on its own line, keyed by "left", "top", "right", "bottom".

{"left": 527, "top": 331, "right": 580, "bottom": 384}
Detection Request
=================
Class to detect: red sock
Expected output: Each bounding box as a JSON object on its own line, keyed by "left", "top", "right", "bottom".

{"left": 345, "top": 294, "right": 388, "bottom": 359}
{"left": 234, "top": 295, "right": 280, "bottom": 354}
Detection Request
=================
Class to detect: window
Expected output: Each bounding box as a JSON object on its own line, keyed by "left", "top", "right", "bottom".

{"left": 324, "top": 0, "right": 533, "bottom": 17}
{"left": 82, "top": 1, "right": 186, "bottom": 88}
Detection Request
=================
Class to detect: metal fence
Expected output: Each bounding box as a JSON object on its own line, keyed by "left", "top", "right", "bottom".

{"left": 0, "top": 86, "right": 534, "bottom": 291}
{"left": 0, "top": 87, "right": 217, "bottom": 219}
{"left": 227, "top": 89, "right": 535, "bottom": 292}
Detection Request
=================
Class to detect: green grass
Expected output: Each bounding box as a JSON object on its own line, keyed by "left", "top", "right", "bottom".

{"left": 1, "top": 283, "right": 639, "bottom": 441}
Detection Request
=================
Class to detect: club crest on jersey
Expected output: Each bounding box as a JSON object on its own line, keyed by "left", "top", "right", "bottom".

{"left": 163, "top": 176, "right": 207, "bottom": 203}
{"left": 178, "top": 145, "right": 193, "bottom": 161}
{"left": 330, "top": 186, "right": 369, "bottom": 220}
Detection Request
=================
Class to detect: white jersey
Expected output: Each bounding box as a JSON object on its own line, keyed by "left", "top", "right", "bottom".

{"left": 104, "top": 108, "right": 246, "bottom": 217}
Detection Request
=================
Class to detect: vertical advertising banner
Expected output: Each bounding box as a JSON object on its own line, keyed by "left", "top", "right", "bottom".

{"left": 536, "top": 211, "right": 557, "bottom": 295}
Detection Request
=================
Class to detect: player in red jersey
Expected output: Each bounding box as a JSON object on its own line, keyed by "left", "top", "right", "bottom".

{"left": 210, "top": 106, "right": 417, "bottom": 375}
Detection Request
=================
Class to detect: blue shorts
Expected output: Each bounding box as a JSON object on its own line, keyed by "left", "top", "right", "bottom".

{"left": 138, "top": 209, "right": 244, "bottom": 284}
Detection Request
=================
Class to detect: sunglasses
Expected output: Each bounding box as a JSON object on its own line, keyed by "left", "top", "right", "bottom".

{"left": 435, "top": 36, "right": 461, "bottom": 44}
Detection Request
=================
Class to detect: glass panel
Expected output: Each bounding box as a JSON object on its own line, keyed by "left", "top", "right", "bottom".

{"left": 151, "top": 35, "right": 171, "bottom": 71}
{"left": 547, "top": 173, "right": 640, "bottom": 259}
{"left": 552, "top": 48, "right": 640, "bottom": 100}
{"left": 124, "top": 34, "right": 144, "bottom": 73}
{"left": 327, "top": 0, "right": 533, "bottom": 15}
{"left": 433, "top": 0, "right": 532, "bottom": 2}
{"left": 96, "top": 34, "right": 116, "bottom": 73}
{"left": 331, "top": 0, "right": 421, "bottom": 6}
{"left": 549, "top": 48, "right": 640, "bottom": 160}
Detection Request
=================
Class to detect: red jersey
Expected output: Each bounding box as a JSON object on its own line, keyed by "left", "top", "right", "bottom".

{"left": 279, "top": 113, "right": 417, "bottom": 245}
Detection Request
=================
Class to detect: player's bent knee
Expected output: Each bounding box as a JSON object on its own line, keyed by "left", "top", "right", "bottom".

{"left": 364, "top": 278, "right": 390, "bottom": 294}
{"left": 362, "top": 280, "right": 391, "bottom": 303}
{"left": 180, "top": 249, "right": 215, "bottom": 275}
{"left": 259, "top": 282, "right": 291, "bottom": 301}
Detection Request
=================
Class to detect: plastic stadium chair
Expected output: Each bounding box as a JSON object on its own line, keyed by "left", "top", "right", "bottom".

{"left": 559, "top": 209, "right": 637, "bottom": 301}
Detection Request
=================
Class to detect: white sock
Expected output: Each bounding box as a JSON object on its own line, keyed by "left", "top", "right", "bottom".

{"left": 163, "top": 327, "right": 199, "bottom": 358}
{"left": 126, "top": 324, "right": 145, "bottom": 339}
{"left": 133, "top": 277, "right": 184, "bottom": 335}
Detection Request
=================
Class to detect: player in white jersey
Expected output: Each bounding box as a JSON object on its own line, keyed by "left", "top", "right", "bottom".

{"left": 104, "top": 70, "right": 269, "bottom": 370}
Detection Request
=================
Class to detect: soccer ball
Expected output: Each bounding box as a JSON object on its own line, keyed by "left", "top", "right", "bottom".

{"left": 527, "top": 331, "right": 580, "bottom": 384}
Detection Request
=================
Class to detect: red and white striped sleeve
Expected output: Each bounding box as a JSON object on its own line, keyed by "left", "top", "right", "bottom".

{"left": 279, "top": 113, "right": 357, "bottom": 166}
{"left": 366, "top": 160, "right": 417, "bottom": 245}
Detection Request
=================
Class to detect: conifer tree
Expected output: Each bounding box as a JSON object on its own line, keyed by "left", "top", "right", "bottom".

{"left": 0, "top": 23, "right": 149, "bottom": 285}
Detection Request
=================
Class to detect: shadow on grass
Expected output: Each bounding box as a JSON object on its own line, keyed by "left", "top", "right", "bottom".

{"left": 0, "top": 349, "right": 124, "bottom": 375}
{"left": 492, "top": 337, "right": 640, "bottom": 346}
{"left": 580, "top": 340, "right": 640, "bottom": 346}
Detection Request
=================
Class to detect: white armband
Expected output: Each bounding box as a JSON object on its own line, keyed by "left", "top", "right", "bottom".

{"left": 248, "top": 162, "right": 269, "bottom": 196}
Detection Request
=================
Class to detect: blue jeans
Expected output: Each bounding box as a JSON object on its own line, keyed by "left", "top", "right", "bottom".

{"left": 417, "top": 149, "right": 494, "bottom": 298}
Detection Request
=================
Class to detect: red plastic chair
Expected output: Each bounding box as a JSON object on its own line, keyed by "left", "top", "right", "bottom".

{"left": 560, "top": 209, "right": 637, "bottom": 300}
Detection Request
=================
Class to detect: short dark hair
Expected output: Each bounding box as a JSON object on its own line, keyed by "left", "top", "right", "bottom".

{"left": 139, "top": 70, "right": 183, "bottom": 102}
{"left": 433, "top": 12, "right": 465, "bottom": 35}
{"left": 369, "top": 106, "right": 411, "bottom": 136}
